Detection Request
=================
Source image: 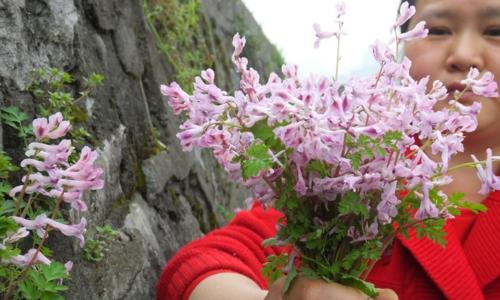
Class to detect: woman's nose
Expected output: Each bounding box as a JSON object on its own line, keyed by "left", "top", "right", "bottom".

{"left": 445, "top": 30, "right": 485, "bottom": 73}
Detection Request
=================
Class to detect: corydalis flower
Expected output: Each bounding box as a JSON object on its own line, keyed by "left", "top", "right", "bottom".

{"left": 393, "top": 1, "right": 415, "bottom": 29}
{"left": 12, "top": 214, "right": 87, "bottom": 247}
{"left": 397, "top": 21, "right": 428, "bottom": 41}
{"left": 160, "top": 82, "right": 191, "bottom": 115}
{"left": 32, "top": 112, "right": 71, "bottom": 141}
{"left": 10, "top": 112, "right": 103, "bottom": 212}
{"left": 471, "top": 148, "right": 500, "bottom": 195}
{"left": 10, "top": 249, "right": 51, "bottom": 267}
{"left": 461, "top": 68, "right": 499, "bottom": 98}
{"left": 313, "top": 23, "right": 337, "bottom": 49}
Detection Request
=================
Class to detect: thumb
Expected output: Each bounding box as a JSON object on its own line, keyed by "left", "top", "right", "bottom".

{"left": 375, "top": 288, "right": 398, "bottom": 300}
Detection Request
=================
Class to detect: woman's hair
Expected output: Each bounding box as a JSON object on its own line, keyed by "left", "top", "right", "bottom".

{"left": 400, "top": 0, "right": 417, "bottom": 33}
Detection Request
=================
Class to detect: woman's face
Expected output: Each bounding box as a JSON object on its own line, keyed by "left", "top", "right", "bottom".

{"left": 405, "top": 0, "right": 500, "bottom": 148}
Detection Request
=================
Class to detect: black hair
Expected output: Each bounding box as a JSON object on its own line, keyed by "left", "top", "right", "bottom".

{"left": 400, "top": 0, "right": 417, "bottom": 33}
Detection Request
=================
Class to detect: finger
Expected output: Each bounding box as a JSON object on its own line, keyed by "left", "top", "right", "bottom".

{"left": 265, "top": 277, "right": 285, "bottom": 300}
{"left": 375, "top": 288, "right": 399, "bottom": 300}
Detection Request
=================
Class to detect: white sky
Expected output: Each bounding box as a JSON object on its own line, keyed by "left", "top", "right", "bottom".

{"left": 241, "top": 0, "right": 401, "bottom": 81}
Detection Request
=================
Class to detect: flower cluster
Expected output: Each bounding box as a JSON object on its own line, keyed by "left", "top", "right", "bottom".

{"left": 162, "top": 1, "right": 499, "bottom": 295}
{"left": 5, "top": 112, "right": 103, "bottom": 267}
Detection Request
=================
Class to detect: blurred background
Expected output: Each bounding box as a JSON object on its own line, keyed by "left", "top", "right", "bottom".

{"left": 243, "top": 0, "right": 401, "bottom": 80}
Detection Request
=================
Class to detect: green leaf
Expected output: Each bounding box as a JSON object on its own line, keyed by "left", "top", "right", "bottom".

{"left": 241, "top": 158, "right": 273, "bottom": 180}
{"left": 241, "top": 143, "right": 274, "bottom": 180}
{"left": 248, "top": 119, "right": 286, "bottom": 151}
{"left": 457, "top": 201, "right": 487, "bottom": 214}
{"left": 249, "top": 119, "right": 274, "bottom": 143}
{"left": 246, "top": 143, "right": 270, "bottom": 160}
{"left": 348, "top": 152, "right": 362, "bottom": 171}
{"left": 0, "top": 246, "right": 21, "bottom": 260}
{"left": 28, "top": 270, "right": 48, "bottom": 289}
{"left": 262, "top": 254, "right": 288, "bottom": 285}
{"left": 305, "top": 160, "right": 330, "bottom": 178}
{"left": 383, "top": 130, "right": 403, "bottom": 150}
{"left": 282, "top": 265, "right": 297, "bottom": 294}
{"left": 0, "top": 216, "right": 18, "bottom": 236}
{"left": 262, "top": 237, "right": 278, "bottom": 247}
{"left": 19, "top": 279, "right": 42, "bottom": 300}
{"left": 340, "top": 274, "right": 378, "bottom": 298}
{"left": 40, "top": 262, "right": 69, "bottom": 281}
{"left": 338, "top": 192, "right": 369, "bottom": 218}
{"left": 41, "top": 292, "right": 65, "bottom": 300}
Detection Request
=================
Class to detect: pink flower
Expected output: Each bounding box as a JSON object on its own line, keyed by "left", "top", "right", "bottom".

{"left": 160, "top": 82, "right": 191, "bottom": 115}
{"left": 313, "top": 23, "right": 337, "bottom": 49}
{"left": 471, "top": 148, "right": 500, "bottom": 195}
{"left": 377, "top": 182, "right": 400, "bottom": 224}
{"left": 415, "top": 182, "right": 439, "bottom": 220}
{"left": 335, "top": 2, "right": 346, "bottom": 18}
{"left": 461, "top": 68, "right": 499, "bottom": 98}
{"left": 201, "top": 69, "right": 215, "bottom": 84}
{"left": 370, "top": 40, "right": 394, "bottom": 64}
{"left": 393, "top": 1, "right": 416, "bottom": 29}
{"left": 232, "top": 34, "right": 248, "bottom": 73}
{"left": 12, "top": 214, "right": 87, "bottom": 247}
{"left": 12, "top": 214, "right": 48, "bottom": 238}
{"left": 33, "top": 118, "right": 49, "bottom": 140}
{"left": 282, "top": 63, "right": 298, "bottom": 79}
{"left": 10, "top": 249, "right": 51, "bottom": 267}
{"left": 45, "top": 217, "right": 87, "bottom": 247}
{"left": 32, "top": 113, "right": 71, "bottom": 140}
{"left": 176, "top": 121, "right": 204, "bottom": 151}
{"left": 294, "top": 166, "right": 308, "bottom": 196}
{"left": 398, "top": 21, "right": 428, "bottom": 41}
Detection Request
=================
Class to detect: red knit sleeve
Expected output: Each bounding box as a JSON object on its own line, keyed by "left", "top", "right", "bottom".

{"left": 156, "top": 203, "right": 285, "bottom": 300}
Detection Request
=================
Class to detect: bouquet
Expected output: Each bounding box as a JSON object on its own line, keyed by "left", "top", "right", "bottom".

{"left": 161, "top": 2, "right": 499, "bottom": 297}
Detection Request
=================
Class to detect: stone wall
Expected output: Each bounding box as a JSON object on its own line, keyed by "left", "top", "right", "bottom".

{"left": 0, "top": 0, "right": 282, "bottom": 298}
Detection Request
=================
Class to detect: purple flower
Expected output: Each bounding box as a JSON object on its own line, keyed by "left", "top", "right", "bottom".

{"left": 12, "top": 214, "right": 87, "bottom": 247}
{"left": 10, "top": 249, "right": 51, "bottom": 267}
{"left": 415, "top": 182, "right": 439, "bottom": 220}
{"left": 45, "top": 217, "right": 87, "bottom": 247}
{"left": 232, "top": 33, "right": 248, "bottom": 73}
{"left": 461, "top": 68, "right": 499, "bottom": 98}
{"left": 201, "top": 68, "right": 215, "bottom": 84}
{"left": 377, "top": 181, "right": 400, "bottom": 224}
{"left": 282, "top": 63, "right": 298, "bottom": 79}
{"left": 370, "top": 40, "right": 394, "bottom": 64}
{"left": 393, "top": 1, "right": 416, "bottom": 29}
{"left": 431, "top": 131, "right": 464, "bottom": 173}
{"left": 176, "top": 121, "right": 204, "bottom": 151}
{"left": 160, "top": 82, "right": 191, "bottom": 115}
{"left": 335, "top": 2, "right": 346, "bottom": 18}
{"left": 313, "top": 23, "right": 337, "bottom": 49}
{"left": 12, "top": 214, "right": 48, "bottom": 238}
{"left": 471, "top": 148, "right": 500, "bottom": 195}
{"left": 398, "top": 21, "right": 428, "bottom": 41}
{"left": 294, "top": 166, "right": 308, "bottom": 196}
{"left": 33, "top": 118, "right": 49, "bottom": 140}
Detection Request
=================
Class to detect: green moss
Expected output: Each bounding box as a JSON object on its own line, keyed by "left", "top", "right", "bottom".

{"left": 134, "top": 161, "right": 147, "bottom": 195}
{"left": 144, "top": 0, "right": 214, "bottom": 92}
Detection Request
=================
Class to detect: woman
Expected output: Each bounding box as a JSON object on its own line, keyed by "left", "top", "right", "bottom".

{"left": 157, "top": 0, "right": 500, "bottom": 299}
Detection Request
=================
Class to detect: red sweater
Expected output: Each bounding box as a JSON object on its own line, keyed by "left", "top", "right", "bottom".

{"left": 157, "top": 191, "right": 500, "bottom": 300}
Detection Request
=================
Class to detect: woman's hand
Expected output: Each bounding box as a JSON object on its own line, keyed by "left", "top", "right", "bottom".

{"left": 265, "top": 276, "right": 398, "bottom": 300}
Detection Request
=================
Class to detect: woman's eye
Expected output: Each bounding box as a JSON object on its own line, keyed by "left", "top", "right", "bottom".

{"left": 484, "top": 27, "right": 500, "bottom": 36}
{"left": 428, "top": 27, "right": 451, "bottom": 35}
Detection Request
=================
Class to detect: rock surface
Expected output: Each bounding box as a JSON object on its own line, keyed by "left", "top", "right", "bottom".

{"left": 0, "top": 0, "right": 282, "bottom": 298}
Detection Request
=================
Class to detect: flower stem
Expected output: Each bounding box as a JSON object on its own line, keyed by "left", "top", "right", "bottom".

{"left": 3, "top": 191, "right": 65, "bottom": 300}
{"left": 12, "top": 172, "right": 32, "bottom": 217}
